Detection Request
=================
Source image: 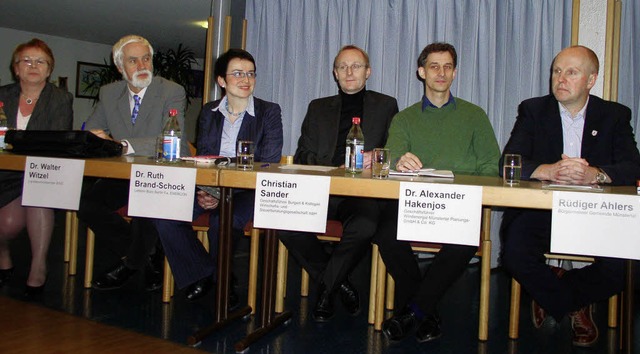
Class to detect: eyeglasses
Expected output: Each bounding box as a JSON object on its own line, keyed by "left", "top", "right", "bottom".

{"left": 335, "top": 63, "right": 366, "bottom": 73}
{"left": 226, "top": 71, "right": 257, "bottom": 79}
{"left": 17, "top": 58, "right": 49, "bottom": 67}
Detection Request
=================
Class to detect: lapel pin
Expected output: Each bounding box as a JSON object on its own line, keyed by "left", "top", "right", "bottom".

{"left": 592, "top": 130, "right": 598, "bottom": 136}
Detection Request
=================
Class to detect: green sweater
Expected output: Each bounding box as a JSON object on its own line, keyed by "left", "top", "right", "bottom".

{"left": 385, "top": 98, "right": 500, "bottom": 176}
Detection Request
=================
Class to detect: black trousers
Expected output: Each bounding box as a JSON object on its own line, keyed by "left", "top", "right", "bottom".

{"left": 278, "top": 196, "right": 383, "bottom": 292}
{"left": 501, "top": 209, "right": 624, "bottom": 320}
{"left": 373, "top": 201, "right": 477, "bottom": 315}
{"left": 77, "top": 179, "right": 158, "bottom": 270}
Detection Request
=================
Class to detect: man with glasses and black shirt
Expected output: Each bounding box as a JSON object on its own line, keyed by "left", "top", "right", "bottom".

{"left": 279, "top": 45, "right": 398, "bottom": 322}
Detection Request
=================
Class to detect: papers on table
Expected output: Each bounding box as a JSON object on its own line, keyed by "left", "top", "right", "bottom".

{"left": 389, "top": 168, "right": 454, "bottom": 178}
{"left": 279, "top": 164, "right": 337, "bottom": 172}
{"left": 181, "top": 156, "right": 231, "bottom": 166}
{"left": 542, "top": 182, "right": 604, "bottom": 192}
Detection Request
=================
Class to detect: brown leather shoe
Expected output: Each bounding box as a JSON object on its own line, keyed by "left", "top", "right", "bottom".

{"left": 531, "top": 300, "right": 547, "bottom": 328}
{"left": 570, "top": 304, "right": 598, "bottom": 347}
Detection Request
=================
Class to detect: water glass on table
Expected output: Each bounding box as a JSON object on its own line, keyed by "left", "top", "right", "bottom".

{"left": 236, "top": 140, "right": 255, "bottom": 170}
{"left": 503, "top": 153, "right": 522, "bottom": 185}
{"left": 372, "top": 148, "right": 390, "bottom": 179}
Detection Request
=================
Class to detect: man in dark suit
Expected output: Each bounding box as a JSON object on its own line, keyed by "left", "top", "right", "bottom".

{"left": 78, "top": 35, "right": 187, "bottom": 292}
{"left": 501, "top": 45, "right": 640, "bottom": 347}
{"left": 279, "top": 45, "right": 399, "bottom": 322}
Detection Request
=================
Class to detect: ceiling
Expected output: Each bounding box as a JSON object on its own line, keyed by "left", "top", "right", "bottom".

{"left": 2, "top": 0, "right": 223, "bottom": 58}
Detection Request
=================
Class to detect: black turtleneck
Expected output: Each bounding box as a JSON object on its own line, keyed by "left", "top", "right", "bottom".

{"left": 332, "top": 88, "right": 365, "bottom": 166}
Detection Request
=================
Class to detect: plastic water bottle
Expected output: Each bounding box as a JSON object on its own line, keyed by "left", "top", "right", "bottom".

{"left": 345, "top": 117, "right": 364, "bottom": 174}
{"left": 162, "top": 109, "right": 181, "bottom": 162}
{"left": 0, "top": 102, "right": 9, "bottom": 150}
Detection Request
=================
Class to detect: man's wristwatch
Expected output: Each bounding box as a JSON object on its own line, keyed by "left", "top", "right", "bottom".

{"left": 595, "top": 168, "right": 607, "bottom": 184}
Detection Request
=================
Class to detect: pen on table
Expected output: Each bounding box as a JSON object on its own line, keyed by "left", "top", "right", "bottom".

{"left": 80, "top": 122, "right": 86, "bottom": 131}
{"left": 260, "top": 163, "right": 270, "bottom": 168}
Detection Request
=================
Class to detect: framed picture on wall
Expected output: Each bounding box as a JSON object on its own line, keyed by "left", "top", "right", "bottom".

{"left": 75, "top": 61, "right": 110, "bottom": 99}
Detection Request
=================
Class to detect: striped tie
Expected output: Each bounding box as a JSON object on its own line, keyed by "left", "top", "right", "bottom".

{"left": 131, "top": 94, "right": 141, "bottom": 125}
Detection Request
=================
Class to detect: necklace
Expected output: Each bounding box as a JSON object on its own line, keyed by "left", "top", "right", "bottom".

{"left": 225, "top": 100, "right": 245, "bottom": 117}
{"left": 21, "top": 93, "right": 39, "bottom": 105}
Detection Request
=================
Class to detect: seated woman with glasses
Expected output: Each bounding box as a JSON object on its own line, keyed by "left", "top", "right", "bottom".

{"left": 0, "top": 38, "right": 73, "bottom": 298}
{"left": 153, "top": 49, "right": 283, "bottom": 303}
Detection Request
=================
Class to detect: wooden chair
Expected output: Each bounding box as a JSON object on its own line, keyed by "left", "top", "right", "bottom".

{"left": 372, "top": 207, "right": 493, "bottom": 340}
{"left": 508, "top": 254, "right": 619, "bottom": 339}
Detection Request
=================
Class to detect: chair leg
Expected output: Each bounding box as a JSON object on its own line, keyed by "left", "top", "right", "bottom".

{"left": 247, "top": 227, "right": 260, "bottom": 315}
{"left": 275, "top": 241, "right": 288, "bottom": 313}
{"left": 300, "top": 270, "right": 309, "bottom": 297}
{"left": 509, "top": 279, "right": 521, "bottom": 340}
{"left": 69, "top": 213, "right": 79, "bottom": 275}
{"left": 608, "top": 294, "right": 619, "bottom": 328}
{"left": 83, "top": 228, "right": 95, "bottom": 288}
{"left": 478, "top": 241, "right": 491, "bottom": 341}
{"left": 368, "top": 244, "right": 379, "bottom": 325}
{"left": 162, "top": 257, "right": 173, "bottom": 303}
{"left": 385, "top": 274, "right": 395, "bottom": 311}
{"left": 64, "top": 211, "right": 73, "bottom": 263}
{"left": 374, "top": 250, "right": 387, "bottom": 331}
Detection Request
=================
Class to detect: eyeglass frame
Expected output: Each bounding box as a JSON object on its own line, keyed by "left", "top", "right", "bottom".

{"left": 16, "top": 57, "right": 50, "bottom": 67}
{"left": 334, "top": 63, "right": 367, "bottom": 73}
{"left": 226, "top": 70, "right": 257, "bottom": 79}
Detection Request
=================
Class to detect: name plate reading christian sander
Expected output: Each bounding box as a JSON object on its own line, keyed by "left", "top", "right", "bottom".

{"left": 397, "top": 182, "right": 482, "bottom": 246}
{"left": 22, "top": 156, "right": 85, "bottom": 210}
{"left": 551, "top": 191, "right": 640, "bottom": 260}
{"left": 128, "top": 164, "right": 196, "bottom": 222}
{"left": 253, "top": 172, "right": 330, "bottom": 233}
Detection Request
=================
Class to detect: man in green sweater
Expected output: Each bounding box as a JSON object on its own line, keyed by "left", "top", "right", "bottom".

{"left": 376, "top": 42, "right": 500, "bottom": 343}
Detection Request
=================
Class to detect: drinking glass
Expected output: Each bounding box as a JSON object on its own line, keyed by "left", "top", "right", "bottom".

{"left": 372, "top": 148, "right": 390, "bottom": 179}
{"left": 503, "top": 154, "right": 522, "bottom": 185}
{"left": 236, "top": 140, "right": 255, "bottom": 170}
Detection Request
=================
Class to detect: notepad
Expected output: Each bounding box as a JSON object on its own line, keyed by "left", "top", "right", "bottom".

{"left": 541, "top": 182, "right": 604, "bottom": 192}
{"left": 389, "top": 168, "right": 454, "bottom": 178}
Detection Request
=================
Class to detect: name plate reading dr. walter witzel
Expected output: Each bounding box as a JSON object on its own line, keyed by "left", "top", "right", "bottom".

{"left": 253, "top": 172, "right": 330, "bottom": 233}
{"left": 551, "top": 191, "right": 640, "bottom": 260}
{"left": 397, "top": 182, "right": 482, "bottom": 246}
{"left": 128, "top": 164, "right": 196, "bottom": 222}
{"left": 22, "top": 156, "right": 85, "bottom": 210}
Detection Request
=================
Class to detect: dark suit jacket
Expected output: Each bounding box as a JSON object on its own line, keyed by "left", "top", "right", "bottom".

{"left": 501, "top": 94, "right": 640, "bottom": 186}
{"left": 197, "top": 97, "right": 283, "bottom": 163}
{"left": 294, "top": 90, "right": 399, "bottom": 166}
{"left": 0, "top": 82, "right": 73, "bottom": 130}
{"left": 84, "top": 76, "right": 188, "bottom": 156}
{"left": 0, "top": 82, "right": 73, "bottom": 207}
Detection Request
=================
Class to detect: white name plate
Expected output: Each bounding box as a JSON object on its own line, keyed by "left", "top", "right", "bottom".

{"left": 253, "top": 172, "right": 330, "bottom": 233}
{"left": 128, "top": 164, "right": 196, "bottom": 222}
{"left": 397, "top": 182, "right": 482, "bottom": 246}
{"left": 551, "top": 191, "right": 640, "bottom": 260}
{"left": 22, "top": 157, "right": 85, "bottom": 210}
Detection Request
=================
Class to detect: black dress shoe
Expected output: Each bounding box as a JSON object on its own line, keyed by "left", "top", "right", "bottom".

{"left": 415, "top": 314, "right": 442, "bottom": 343}
{"left": 382, "top": 307, "right": 417, "bottom": 341}
{"left": 339, "top": 280, "right": 360, "bottom": 316}
{"left": 93, "top": 261, "right": 137, "bottom": 290}
{"left": 144, "top": 262, "right": 163, "bottom": 292}
{"left": 186, "top": 277, "right": 213, "bottom": 302}
{"left": 0, "top": 267, "right": 14, "bottom": 287}
{"left": 24, "top": 281, "right": 46, "bottom": 300}
{"left": 312, "top": 282, "right": 334, "bottom": 322}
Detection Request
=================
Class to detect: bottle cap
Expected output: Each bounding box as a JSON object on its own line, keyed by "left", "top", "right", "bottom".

{"left": 0, "top": 101, "right": 4, "bottom": 108}
{"left": 352, "top": 117, "right": 361, "bottom": 124}
{"left": 169, "top": 109, "right": 178, "bottom": 116}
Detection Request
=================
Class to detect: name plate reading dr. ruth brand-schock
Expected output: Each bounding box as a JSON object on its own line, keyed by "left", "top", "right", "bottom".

{"left": 397, "top": 182, "right": 482, "bottom": 246}
{"left": 551, "top": 191, "right": 640, "bottom": 260}
{"left": 253, "top": 172, "right": 330, "bottom": 233}
{"left": 128, "top": 164, "right": 196, "bottom": 222}
{"left": 22, "top": 156, "right": 85, "bottom": 210}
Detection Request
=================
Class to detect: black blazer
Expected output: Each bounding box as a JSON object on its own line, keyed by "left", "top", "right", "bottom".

{"left": 294, "top": 90, "right": 398, "bottom": 166}
{"left": 501, "top": 94, "right": 640, "bottom": 186}
{"left": 0, "top": 82, "right": 73, "bottom": 130}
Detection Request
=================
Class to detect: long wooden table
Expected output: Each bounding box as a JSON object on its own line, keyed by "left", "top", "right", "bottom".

{"left": 0, "top": 153, "right": 634, "bottom": 352}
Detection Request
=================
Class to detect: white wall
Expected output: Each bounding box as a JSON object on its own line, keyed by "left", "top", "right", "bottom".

{"left": 0, "top": 27, "right": 202, "bottom": 142}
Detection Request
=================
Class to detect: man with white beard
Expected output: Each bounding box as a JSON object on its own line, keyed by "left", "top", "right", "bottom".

{"left": 78, "top": 35, "right": 187, "bottom": 292}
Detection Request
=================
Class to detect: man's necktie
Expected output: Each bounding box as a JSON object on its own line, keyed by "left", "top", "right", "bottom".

{"left": 131, "top": 94, "right": 141, "bottom": 125}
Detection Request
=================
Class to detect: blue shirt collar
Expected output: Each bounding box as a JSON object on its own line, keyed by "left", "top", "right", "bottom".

{"left": 422, "top": 93, "right": 455, "bottom": 110}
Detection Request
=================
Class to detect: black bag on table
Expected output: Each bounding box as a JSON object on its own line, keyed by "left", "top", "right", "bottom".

{"left": 4, "top": 130, "right": 123, "bottom": 158}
